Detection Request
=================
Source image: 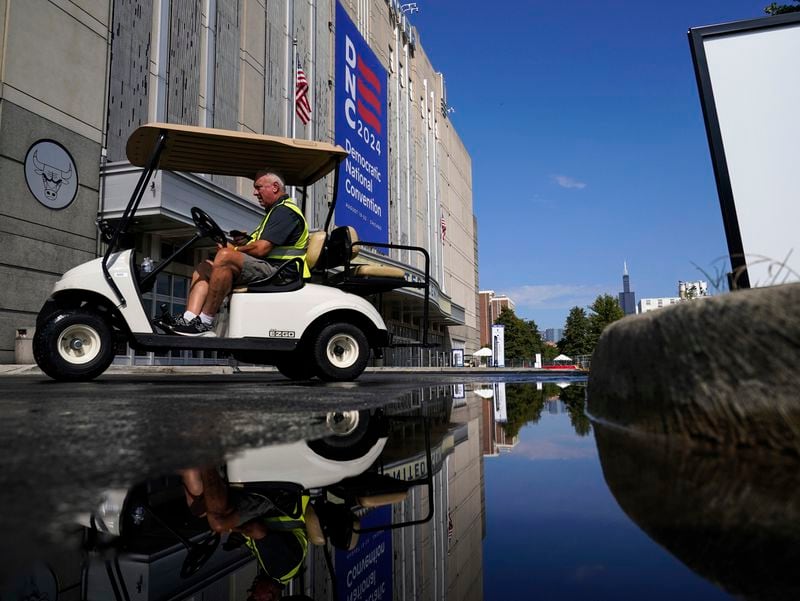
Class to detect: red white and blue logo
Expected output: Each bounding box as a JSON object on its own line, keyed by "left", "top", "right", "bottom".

{"left": 335, "top": 1, "right": 388, "bottom": 245}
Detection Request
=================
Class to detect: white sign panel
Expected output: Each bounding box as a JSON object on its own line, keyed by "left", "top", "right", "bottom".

{"left": 491, "top": 324, "right": 505, "bottom": 367}
{"left": 691, "top": 14, "right": 800, "bottom": 288}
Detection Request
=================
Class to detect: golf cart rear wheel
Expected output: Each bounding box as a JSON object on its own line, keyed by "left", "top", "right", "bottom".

{"left": 33, "top": 309, "right": 115, "bottom": 381}
{"left": 312, "top": 322, "right": 369, "bottom": 381}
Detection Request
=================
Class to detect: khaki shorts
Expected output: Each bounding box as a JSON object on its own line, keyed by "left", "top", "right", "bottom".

{"left": 236, "top": 254, "right": 279, "bottom": 285}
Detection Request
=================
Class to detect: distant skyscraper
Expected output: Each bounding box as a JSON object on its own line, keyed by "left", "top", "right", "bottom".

{"left": 544, "top": 328, "right": 564, "bottom": 343}
{"left": 618, "top": 262, "right": 637, "bottom": 315}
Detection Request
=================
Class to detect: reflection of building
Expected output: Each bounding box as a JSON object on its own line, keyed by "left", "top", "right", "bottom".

{"left": 478, "top": 291, "right": 515, "bottom": 347}
{"left": 478, "top": 385, "right": 519, "bottom": 457}
{"left": 619, "top": 262, "right": 637, "bottom": 315}
{"left": 446, "top": 387, "right": 487, "bottom": 601}
{"left": 302, "top": 385, "right": 485, "bottom": 601}
{"left": 0, "top": 0, "right": 479, "bottom": 365}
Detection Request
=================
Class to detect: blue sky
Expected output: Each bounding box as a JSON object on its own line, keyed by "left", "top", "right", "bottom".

{"left": 412, "top": 0, "right": 769, "bottom": 329}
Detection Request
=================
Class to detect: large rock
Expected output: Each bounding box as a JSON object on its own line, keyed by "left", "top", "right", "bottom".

{"left": 587, "top": 283, "right": 800, "bottom": 455}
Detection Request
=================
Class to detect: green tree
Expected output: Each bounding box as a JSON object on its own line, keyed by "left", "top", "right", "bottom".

{"left": 503, "top": 384, "right": 545, "bottom": 438}
{"left": 559, "top": 384, "right": 591, "bottom": 437}
{"left": 765, "top": 1, "right": 800, "bottom": 14}
{"left": 540, "top": 343, "right": 560, "bottom": 362}
{"left": 494, "top": 307, "right": 543, "bottom": 363}
{"left": 558, "top": 306, "right": 592, "bottom": 357}
{"left": 588, "top": 294, "right": 625, "bottom": 349}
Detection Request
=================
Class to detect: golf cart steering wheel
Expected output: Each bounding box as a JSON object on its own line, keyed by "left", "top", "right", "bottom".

{"left": 191, "top": 207, "right": 228, "bottom": 246}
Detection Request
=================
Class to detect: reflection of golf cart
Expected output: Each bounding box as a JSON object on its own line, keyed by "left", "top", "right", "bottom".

{"left": 33, "top": 123, "right": 433, "bottom": 381}
{"left": 79, "top": 406, "right": 434, "bottom": 598}
{"left": 79, "top": 408, "right": 390, "bottom": 591}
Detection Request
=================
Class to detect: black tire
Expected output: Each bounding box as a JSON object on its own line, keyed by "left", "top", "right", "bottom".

{"left": 311, "top": 322, "right": 369, "bottom": 381}
{"left": 307, "top": 410, "right": 385, "bottom": 460}
{"left": 33, "top": 309, "right": 115, "bottom": 381}
{"left": 275, "top": 359, "right": 316, "bottom": 381}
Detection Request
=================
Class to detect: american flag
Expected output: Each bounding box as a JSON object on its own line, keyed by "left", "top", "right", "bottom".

{"left": 296, "top": 60, "right": 312, "bottom": 125}
{"left": 440, "top": 216, "right": 447, "bottom": 240}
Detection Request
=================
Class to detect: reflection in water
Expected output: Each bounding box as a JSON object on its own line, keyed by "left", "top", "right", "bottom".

{"left": 10, "top": 378, "right": 769, "bottom": 600}
{"left": 1, "top": 384, "right": 487, "bottom": 601}
{"left": 478, "top": 381, "right": 591, "bottom": 447}
{"left": 594, "top": 422, "right": 800, "bottom": 601}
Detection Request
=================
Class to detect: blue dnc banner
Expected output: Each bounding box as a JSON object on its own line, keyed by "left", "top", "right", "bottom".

{"left": 335, "top": 1, "right": 389, "bottom": 246}
{"left": 335, "top": 506, "right": 393, "bottom": 601}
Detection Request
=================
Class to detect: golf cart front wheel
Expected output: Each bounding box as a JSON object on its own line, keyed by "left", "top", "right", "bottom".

{"left": 312, "top": 323, "right": 369, "bottom": 381}
{"left": 33, "top": 309, "right": 115, "bottom": 381}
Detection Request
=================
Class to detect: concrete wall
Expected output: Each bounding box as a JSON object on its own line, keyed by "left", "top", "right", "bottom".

{"left": 0, "top": 0, "right": 111, "bottom": 362}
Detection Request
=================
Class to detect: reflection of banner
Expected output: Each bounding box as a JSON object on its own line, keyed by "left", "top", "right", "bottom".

{"left": 335, "top": 1, "right": 389, "bottom": 247}
{"left": 491, "top": 324, "right": 505, "bottom": 367}
{"left": 494, "top": 382, "right": 507, "bottom": 422}
{"left": 335, "top": 506, "right": 393, "bottom": 601}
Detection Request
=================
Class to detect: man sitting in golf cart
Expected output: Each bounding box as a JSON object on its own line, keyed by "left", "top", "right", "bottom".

{"left": 169, "top": 168, "right": 309, "bottom": 336}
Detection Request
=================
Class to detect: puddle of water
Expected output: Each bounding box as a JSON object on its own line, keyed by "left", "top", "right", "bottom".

{"left": 482, "top": 382, "right": 733, "bottom": 600}
{"left": 2, "top": 378, "right": 797, "bottom": 600}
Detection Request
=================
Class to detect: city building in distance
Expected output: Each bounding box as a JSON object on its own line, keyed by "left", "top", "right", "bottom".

{"left": 638, "top": 280, "right": 709, "bottom": 314}
{"left": 478, "top": 290, "right": 515, "bottom": 347}
{"left": 618, "top": 262, "right": 637, "bottom": 315}
{"left": 544, "top": 328, "right": 564, "bottom": 343}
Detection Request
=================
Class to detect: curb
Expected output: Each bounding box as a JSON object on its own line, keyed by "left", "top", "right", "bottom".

{"left": 0, "top": 364, "right": 588, "bottom": 377}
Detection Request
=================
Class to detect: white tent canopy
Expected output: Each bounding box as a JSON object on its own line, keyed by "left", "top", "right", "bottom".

{"left": 553, "top": 354, "right": 572, "bottom": 362}
{"left": 473, "top": 348, "right": 493, "bottom": 357}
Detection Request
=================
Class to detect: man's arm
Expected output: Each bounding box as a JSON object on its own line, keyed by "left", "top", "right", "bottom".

{"left": 233, "top": 238, "right": 274, "bottom": 259}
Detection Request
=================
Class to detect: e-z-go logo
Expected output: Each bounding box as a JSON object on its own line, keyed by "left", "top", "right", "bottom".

{"left": 343, "top": 35, "right": 382, "bottom": 155}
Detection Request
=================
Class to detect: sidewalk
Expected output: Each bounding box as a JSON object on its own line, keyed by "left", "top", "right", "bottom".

{"left": 0, "top": 364, "right": 588, "bottom": 376}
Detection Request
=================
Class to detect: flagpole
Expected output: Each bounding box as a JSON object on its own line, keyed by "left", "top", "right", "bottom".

{"left": 291, "top": 37, "right": 297, "bottom": 200}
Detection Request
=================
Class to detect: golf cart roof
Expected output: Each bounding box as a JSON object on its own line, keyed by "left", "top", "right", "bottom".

{"left": 126, "top": 123, "right": 348, "bottom": 186}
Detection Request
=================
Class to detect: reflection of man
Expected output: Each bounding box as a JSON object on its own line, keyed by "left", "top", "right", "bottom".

{"left": 171, "top": 169, "right": 309, "bottom": 336}
{"left": 181, "top": 467, "right": 308, "bottom": 595}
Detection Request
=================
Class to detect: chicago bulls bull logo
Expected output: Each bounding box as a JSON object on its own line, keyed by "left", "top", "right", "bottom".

{"left": 32, "top": 150, "right": 73, "bottom": 201}
{"left": 24, "top": 140, "right": 78, "bottom": 209}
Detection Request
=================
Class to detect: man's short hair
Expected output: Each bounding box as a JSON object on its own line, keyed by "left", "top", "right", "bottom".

{"left": 254, "top": 169, "right": 286, "bottom": 191}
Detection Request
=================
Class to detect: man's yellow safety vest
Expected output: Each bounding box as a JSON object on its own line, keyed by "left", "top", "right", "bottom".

{"left": 249, "top": 196, "right": 310, "bottom": 278}
{"left": 243, "top": 494, "right": 310, "bottom": 584}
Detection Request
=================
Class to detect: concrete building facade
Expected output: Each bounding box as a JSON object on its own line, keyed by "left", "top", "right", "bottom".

{"left": 637, "top": 296, "right": 681, "bottom": 313}
{"left": 477, "top": 290, "right": 514, "bottom": 347}
{"left": 0, "top": 0, "right": 479, "bottom": 365}
{"left": 638, "top": 280, "right": 710, "bottom": 314}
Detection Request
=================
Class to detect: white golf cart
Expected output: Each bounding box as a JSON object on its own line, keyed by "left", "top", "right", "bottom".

{"left": 33, "top": 123, "right": 432, "bottom": 381}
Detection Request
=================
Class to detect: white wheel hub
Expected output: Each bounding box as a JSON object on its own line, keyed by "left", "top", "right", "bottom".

{"left": 325, "top": 333, "right": 359, "bottom": 369}
{"left": 326, "top": 410, "right": 360, "bottom": 437}
{"left": 57, "top": 324, "right": 102, "bottom": 365}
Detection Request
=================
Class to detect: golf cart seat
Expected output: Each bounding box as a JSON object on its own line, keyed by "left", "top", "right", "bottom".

{"left": 232, "top": 230, "right": 327, "bottom": 294}
{"left": 314, "top": 226, "right": 413, "bottom": 295}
